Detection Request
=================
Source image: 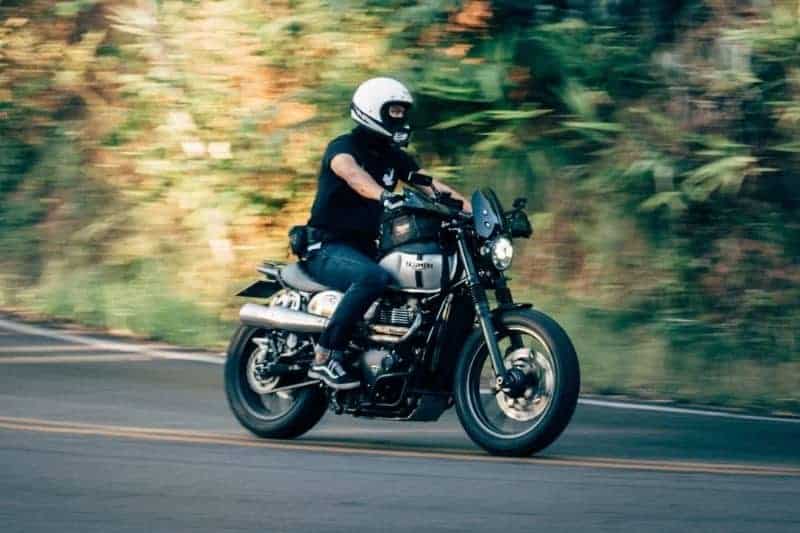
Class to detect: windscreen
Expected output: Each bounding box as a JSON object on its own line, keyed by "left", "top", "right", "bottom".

{"left": 471, "top": 189, "right": 503, "bottom": 238}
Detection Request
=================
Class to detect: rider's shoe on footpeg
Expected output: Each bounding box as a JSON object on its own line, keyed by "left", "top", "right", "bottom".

{"left": 308, "top": 351, "right": 360, "bottom": 390}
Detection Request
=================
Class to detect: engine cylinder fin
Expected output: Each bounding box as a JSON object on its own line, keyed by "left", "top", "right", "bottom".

{"left": 377, "top": 305, "right": 414, "bottom": 327}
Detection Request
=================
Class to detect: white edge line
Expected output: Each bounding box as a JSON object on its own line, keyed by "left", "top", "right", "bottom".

{"left": 0, "top": 318, "right": 225, "bottom": 365}
{"left": 577, "top": 398, "right": 800, "bottom": 424}
{"left": 0, "top": 354, "right": 155, "bottom": 364}
{"left": 2, "top": 317, "right": 799, "bottom": 425}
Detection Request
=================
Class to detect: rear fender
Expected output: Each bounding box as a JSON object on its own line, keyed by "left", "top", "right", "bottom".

{"left": 237, "top": 261, "right": 286, "bottom": 298}
{"left": 235, "top": 279, "right": 281, "bottom": 299}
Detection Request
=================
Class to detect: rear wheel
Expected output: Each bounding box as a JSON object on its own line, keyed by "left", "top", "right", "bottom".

{"left": 224, "top": 325, "right": 326, "bottom": 439}
{"left": 454, "top": 309, "right": 580, "bottom": 456}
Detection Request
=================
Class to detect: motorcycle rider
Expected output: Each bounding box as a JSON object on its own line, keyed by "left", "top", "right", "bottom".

{"left": 306, "top": 77, "right": 471, "bottom": 389}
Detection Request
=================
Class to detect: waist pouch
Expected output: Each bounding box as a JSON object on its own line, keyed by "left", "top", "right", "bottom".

{"left": 288, "top": 226, "right": 330, "bottom": 259}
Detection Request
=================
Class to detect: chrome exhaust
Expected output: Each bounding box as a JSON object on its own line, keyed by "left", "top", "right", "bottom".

{"left": 239, "top": 303, "right": 328, "bottom": 333}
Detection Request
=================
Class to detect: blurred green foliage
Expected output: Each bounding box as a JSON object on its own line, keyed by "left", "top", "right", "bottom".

{"left": 0, "top": 0, "right": 798, "bottom": 411}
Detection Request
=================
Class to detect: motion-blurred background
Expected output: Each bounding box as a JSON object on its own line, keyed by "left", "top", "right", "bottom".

{"left": 1, "top": 0, "right": 798, "bottom": 413}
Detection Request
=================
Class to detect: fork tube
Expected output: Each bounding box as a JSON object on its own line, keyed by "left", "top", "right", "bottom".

{"left": 495, "top": 277, "right": 524, "bottom": 350}
{"left": 455, "top": 230, "right": 508, "bottom": 384}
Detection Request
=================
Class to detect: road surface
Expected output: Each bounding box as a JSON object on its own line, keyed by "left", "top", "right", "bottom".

{"left": 1, "top": 316, "right": 798, "bottom": 532}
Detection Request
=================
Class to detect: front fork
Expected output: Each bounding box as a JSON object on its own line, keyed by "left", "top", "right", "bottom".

{"left": 455, "top": 230, "right": 517, "bottom": 390}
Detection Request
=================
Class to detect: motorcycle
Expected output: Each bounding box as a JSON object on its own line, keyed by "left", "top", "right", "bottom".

{"left": 224, "top": 172, "right": 579, "bottom": 456}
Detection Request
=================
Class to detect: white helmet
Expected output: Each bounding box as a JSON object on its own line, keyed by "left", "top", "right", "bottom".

{"left": 350, "top": 77, "right": 414, "bottom": 146}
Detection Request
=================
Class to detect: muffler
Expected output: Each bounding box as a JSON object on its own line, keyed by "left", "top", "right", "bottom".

{"left": 239, "top": 303, "right": 328, "bottom": 333}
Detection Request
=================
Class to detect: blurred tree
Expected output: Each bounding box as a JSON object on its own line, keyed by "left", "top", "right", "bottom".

{"left": 0, "top": 0, "right": 798, "bottom": 408}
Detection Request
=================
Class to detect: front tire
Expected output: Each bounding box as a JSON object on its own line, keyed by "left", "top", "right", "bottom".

{"left": 454, "top": 309, "right": 580, "bottom": 456}
{"left": 225, "top": 325, "right": 326, "bottom": 439}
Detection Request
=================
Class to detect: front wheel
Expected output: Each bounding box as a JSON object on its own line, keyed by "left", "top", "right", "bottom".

{"left": 225, "top": 325, "right": 326, "bottom": 439}
{"left": 454, "top": 309, "right": 580, "bottom": 456}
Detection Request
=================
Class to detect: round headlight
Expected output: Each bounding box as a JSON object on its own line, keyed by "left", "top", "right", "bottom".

{"left": 490, "top": 237, "right": 514, "bottom": 270}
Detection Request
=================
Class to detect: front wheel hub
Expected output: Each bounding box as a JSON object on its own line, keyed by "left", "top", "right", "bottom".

{"left": 500, "top": 367, "right": 536, "bottom": 399}
{"left": 493, "top": 347, "right": 553, "bottom": 422}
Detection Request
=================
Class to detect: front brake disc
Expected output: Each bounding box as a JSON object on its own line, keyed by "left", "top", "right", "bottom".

{"left": 495, "top": 348, "right": 552, "bottom": 422}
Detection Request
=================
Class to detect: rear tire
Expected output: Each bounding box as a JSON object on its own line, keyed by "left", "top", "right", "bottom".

{"left": 454, "top": 309, "right": 580, "bottom": 456}
{"left": 225, "top": 325, "right": 326, "bottom": 439}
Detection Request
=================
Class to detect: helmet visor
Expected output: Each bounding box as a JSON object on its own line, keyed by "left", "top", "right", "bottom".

{"left": 387, "top": 103, "right": 407, "bottom": 119}
{"left": 380, "top": 101, "right": 411, "bottom": 132}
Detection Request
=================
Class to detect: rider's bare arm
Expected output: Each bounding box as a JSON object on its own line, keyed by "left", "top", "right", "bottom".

{"left": 330, "top": 153, "right": 385, "bottom": 201}
{"left": 331, "top": 155, "right": 472, "bottom": 213}
{"left": 415, "top": 172, "right": 473, "bottom": 214}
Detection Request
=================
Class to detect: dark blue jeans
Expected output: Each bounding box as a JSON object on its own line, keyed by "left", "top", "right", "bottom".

{"left": 304, "top": 242, "right": 391, "bottom": 352}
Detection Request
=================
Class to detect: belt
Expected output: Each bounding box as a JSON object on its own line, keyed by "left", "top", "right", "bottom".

{"left": 305, "top": 227, "right": 377, "bottom": 257}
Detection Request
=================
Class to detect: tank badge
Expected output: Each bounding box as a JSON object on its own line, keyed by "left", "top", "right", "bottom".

{"left": 404, "top": 259, "right": 434, "bottom": 271}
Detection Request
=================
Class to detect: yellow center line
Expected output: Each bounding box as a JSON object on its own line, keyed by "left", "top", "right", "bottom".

{"left": 0, "top": 416, "right": 797, "bottom": 477}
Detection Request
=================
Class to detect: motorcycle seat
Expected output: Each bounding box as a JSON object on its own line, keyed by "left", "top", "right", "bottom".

{"left": 280, "top": 262, "right": 331, "bottom": 293}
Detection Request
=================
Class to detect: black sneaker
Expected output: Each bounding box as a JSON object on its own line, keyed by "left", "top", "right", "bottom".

{"left": 308, "top": 358, "right": 360, "bottom": 390}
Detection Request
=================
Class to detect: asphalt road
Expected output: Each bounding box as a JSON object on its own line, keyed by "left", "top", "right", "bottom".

{"left": 1, "top": 316, "right": 799, "bottom": 532}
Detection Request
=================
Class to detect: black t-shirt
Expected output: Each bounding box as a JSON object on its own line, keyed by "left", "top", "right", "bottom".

{"left": 308, "top": 127, "right": 419, "bottom": 252}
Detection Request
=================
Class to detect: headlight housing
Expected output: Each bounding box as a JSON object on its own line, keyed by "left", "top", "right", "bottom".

{"left": 490, "top": 236, "right": 514, "bottom": 271}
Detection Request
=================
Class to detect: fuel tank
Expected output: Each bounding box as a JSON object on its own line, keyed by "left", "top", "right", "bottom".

{"left": 378, "top": 242, "right": 457, "bottom": 293}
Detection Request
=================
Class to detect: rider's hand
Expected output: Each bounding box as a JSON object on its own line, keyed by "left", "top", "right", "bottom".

{"left": 380, "top": 190, "right": 404, "bottom": 209}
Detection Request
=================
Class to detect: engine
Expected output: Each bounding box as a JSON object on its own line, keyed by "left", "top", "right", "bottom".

{"left": 358, "top": 297, "right": 423, "bottom": 405}
{"left": 364, "top": 295, "right": 422, "bottom": 345}
{"left": 357, "top": 347, "right": 404, "bottom": 406}
{"left": 278, "top": 283, "right": 423, "bottom": 407}
{"left": 373, "top": 299, "right": 416, "bottom": 328}
{"left": 307, "top": 289, "right": 421, "bottom": 343}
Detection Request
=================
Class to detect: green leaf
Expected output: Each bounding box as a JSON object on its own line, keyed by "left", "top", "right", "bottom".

{"left": 683, "top": 156, "right": 756, "bottom": 186}
{"left": 472, "top": 130, "right": 516, "bottom": 153}
{"left": 429, "top": 111, "right": 492, "bottom": 130}
{"left": 429, "top": 108, "right": 550, "bottom": 130}
{"left": 562, "top": 121, "right": 623, "bottom": 133}
{"left": 718, "top": 171, "right": 749, "bottom": 195}
{"left": 769, "top": 142, "right": 800, "bottom": 153}
{"left": 639, "top": 191, "right": 687, "bottom": 213}
{"left": 416, "top": 82, "right": 492, "bottom": 103}
{"left": 560, "top": 81, "right": 598, "bottom": 118}
{"left": 486, "top": 109, "right": 552, "bottom": 121}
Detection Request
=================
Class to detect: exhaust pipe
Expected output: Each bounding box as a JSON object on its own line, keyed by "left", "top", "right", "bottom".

{"left": 239, "top": 303, "right": 328, "bottom": 333}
